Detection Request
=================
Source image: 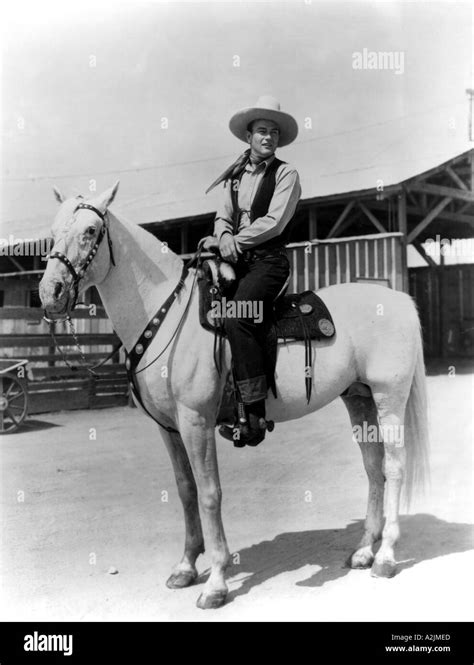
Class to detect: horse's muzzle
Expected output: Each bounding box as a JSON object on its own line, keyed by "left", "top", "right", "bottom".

{"left": 39, "top": 279, "right": 72, "bottom": 320}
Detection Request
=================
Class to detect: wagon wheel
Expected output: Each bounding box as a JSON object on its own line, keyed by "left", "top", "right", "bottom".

{"left": 0, "top": 374, "right": 28, "bottom": 434}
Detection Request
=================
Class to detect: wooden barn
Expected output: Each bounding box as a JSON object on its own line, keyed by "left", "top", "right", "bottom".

{"left": 133, "top": 147, "right": 474, "bottom": 358}
{"left": 1, "top": 148, "right": 473, "bottom": 420}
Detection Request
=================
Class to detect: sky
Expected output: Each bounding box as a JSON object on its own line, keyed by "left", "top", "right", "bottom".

{"left": 1, "top": 0, "right": 472, "bottom": 234}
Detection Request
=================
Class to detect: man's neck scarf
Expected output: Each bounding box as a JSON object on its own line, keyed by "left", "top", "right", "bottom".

{"left": 205, "top": 149, "right": 251, "bottom": 194}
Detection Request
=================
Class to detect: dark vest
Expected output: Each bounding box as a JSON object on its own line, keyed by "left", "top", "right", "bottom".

{"left": 230, "top": 157, "right": 296, "bottom": 251}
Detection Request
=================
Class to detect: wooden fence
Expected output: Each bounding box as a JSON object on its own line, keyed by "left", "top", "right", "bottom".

{"left": 0, "top": 307, "right": 128, "bottom": 414}
{"left": 287, "top": 232, "right": 405, "bottom": 293}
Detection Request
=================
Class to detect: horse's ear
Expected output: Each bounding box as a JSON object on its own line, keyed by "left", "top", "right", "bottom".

{"left": 97, "top": 180, "right": 120, "bottom": 211}
{"left": 53, "top": 186, "right": 64, "bottom": 203}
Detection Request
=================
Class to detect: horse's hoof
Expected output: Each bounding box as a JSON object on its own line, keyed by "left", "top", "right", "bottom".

{"left": 349, "top": 548, "right": 374, "bottom": 569}
{"left": 196, "top": 590, "right": 227, "bottom": 609}
{"left": 166, "top": 570, "right": 197, "bottom": 589}
{"left": 371, "top": 560, "right": 397, "bottom": 578}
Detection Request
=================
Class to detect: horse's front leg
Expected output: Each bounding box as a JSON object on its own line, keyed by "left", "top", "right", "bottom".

{"left": 178, "top": 404, "right": 230, "bottom": 609}
{"left": 160, "top": 430, "right": 205, "bottom": 588}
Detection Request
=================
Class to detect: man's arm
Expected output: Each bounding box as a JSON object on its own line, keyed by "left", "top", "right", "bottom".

{"left": 213, "top": 182, "right": 234, "bottom": 242}
{"left": 234, "top": 166, "right": 301, "bottom": 251}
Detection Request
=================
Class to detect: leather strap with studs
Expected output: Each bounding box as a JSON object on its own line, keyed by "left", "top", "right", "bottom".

{"left": 125, "top": 263, "right": 190, "bottom": 374}
{"left": 47, "top": 203, "right": 112, "bottom": 310}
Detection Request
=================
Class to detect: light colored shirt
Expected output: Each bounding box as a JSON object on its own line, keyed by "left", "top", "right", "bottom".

{"left": 213, "top": 155, "right": 302, "bottom": 251}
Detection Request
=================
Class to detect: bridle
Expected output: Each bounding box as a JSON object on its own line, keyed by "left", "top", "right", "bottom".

{"left": 43, "top": 201, "right": 203, "bottom": 432}
{"left": 45, "top": 202, "right": 115, "bottom": 319}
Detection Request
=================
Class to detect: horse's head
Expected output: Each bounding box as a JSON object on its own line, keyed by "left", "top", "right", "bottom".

{"left": 39, "top": 181, "right": 120, "bottom": 321}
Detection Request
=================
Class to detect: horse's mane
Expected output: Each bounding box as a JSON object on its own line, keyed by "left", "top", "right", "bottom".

{"left": 107, "top": 208, "right": 183, "bottom": 280}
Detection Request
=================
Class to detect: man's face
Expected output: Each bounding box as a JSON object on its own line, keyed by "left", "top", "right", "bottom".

{"left": 246, "top": 119, "right": 280, "bottom": 159}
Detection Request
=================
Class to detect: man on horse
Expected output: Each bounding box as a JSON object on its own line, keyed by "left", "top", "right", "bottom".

{"left": 202, "top": 95, "right": 301, "bottom": 446}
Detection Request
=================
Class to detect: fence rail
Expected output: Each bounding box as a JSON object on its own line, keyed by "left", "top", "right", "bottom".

{"left": 287, "top": 233, "right": 404, "bottom": 293}
{"left": 0, "top": 325, "right": 128, "bottom": 415}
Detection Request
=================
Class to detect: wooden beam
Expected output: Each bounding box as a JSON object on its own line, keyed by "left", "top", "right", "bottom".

{"left": 7, "top": 256, "right": 25, "bottom": 272}
{"left": 407, "top": 190, "right": 419, "bottom": 208}
{"left": 327, "top": 199, "right": 356, "bottom": 238}
{"left": 412, "top": 240, "right": 438, "bottom": 268}
{"left": 408, "top": 150, "right": 472, "bottom": 184}
{"left": 398, "top": 191, "right": 408, "bottom": 291}
{"left": 446, "top": 165, "right": 468, "bottom": 191}
{"left": 368, "top": 199, "right": 474, "bottom": 225}
{"left": 407, "top": 182, "right": 474, "bottom": 203}
{"left": 335, "top": 212, "right": 361, "bottom": 237}
{"left": 458, "top": 201, "right": 473, "bottom": 214}
{"left": 301, "top": 184, "right": 402, "bottom": 207}
{"left": 358, "top": 201, "right": 386, "bottom": 233}
{"left": 407, "top": 197, "right": 453, "bottom": 243}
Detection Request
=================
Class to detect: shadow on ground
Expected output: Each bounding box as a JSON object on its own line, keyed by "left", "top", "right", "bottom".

{"left": 207, "top": 514, "right": 474, "bottom": 603}
{"left": 19, "top": 418, "right": 62, "bottom": 433}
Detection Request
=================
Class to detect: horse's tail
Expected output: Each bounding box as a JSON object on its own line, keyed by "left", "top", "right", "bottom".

{"left": 403, "top": 323, "right": 430, "bottom": 509}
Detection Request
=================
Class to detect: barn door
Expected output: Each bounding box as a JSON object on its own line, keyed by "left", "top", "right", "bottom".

{"left": 409, "top": 265, "right": 474, "bottom": 358}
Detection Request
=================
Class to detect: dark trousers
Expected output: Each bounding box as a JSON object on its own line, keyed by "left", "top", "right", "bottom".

{"left": 225, "top": 249, "right": 290, "bottom": 404}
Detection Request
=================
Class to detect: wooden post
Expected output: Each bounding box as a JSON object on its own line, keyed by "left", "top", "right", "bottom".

{"left": 397, "top": 190, "right": 408, "bottom": 292}
{"left": 308, "top": 207, "right": 318, "bottom": 240}
{"left": 439, "top": 251, "right": 445, "bottom": 358}
{"left": 471, "top": 149, "right": 474, "bottom": 191}
{"left": 180, "top": 225, "right": 188, "bottom": 254}
{"left": 48, "top": 321, "right": 56, "bottom": 367}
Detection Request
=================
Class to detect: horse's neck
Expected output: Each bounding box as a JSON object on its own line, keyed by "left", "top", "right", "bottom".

{"left": 97, "top": 211, "right": 184, "bottom": 351}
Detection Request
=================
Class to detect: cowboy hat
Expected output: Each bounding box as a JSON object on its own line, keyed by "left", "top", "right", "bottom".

{"left": 229, "top": 95, "right": 298, "bottom": 147}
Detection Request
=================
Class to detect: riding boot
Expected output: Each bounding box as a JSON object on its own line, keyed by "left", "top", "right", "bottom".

{"left": 243, "top": 399, "right": 267, "bottom": 447}
{"left": 218, "top": 399, "right": 267, "bottom": 447}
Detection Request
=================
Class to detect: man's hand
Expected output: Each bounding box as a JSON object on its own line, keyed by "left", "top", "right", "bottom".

{"left": 198, "top": 235, "right": 220, "bottom": 252}
{"left": 219, "top": 232, "right": 239, "bottom": 263}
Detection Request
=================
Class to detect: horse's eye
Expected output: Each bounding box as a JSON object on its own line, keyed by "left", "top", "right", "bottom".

{"left": 86, "top": 226, "right": 96, "bottom": 237}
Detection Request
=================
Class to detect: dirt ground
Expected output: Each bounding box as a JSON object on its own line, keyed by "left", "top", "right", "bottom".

{"left": 1, "top": 362, "right": 473, "bottom": 622}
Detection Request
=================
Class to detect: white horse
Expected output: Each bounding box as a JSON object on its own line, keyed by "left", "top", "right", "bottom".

{"left": 39, "top": 183, "right": 429, "bottom": 609}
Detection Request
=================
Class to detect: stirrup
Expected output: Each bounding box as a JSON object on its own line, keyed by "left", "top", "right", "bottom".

{"left": 218, "top": 414, "right": 274, "bottom": 448}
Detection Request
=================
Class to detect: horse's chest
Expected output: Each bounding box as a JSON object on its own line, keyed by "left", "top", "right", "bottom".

{"left": 133, "top": 365, "right": 175, "bottom": 420}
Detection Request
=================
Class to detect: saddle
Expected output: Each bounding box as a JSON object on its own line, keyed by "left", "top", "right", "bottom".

{"left": 198, "top": 258, "right": 336, "bottom": 414}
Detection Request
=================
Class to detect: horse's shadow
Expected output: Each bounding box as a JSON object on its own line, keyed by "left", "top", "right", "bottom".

{"left": 198, "top": 514, "right": 473, "bottom": 603}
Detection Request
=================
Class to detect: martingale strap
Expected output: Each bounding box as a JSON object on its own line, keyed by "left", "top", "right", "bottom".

{"left": 124, "top": 262, "right": 190, "bottom": 433}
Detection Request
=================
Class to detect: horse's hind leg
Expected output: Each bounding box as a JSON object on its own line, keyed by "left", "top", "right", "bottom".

{"left": 370, "top": 384, "right": 409, "bottom": 578}
{"left": 161, "top": 430, "right": 205, "bottom": 589}
{"left": 342, "top": 393, "right": 384, "bottom": 569}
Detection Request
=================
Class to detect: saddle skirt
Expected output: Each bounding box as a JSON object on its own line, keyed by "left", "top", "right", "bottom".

{"left": 197, "top": 258, "right": 336, "bottom": 415}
